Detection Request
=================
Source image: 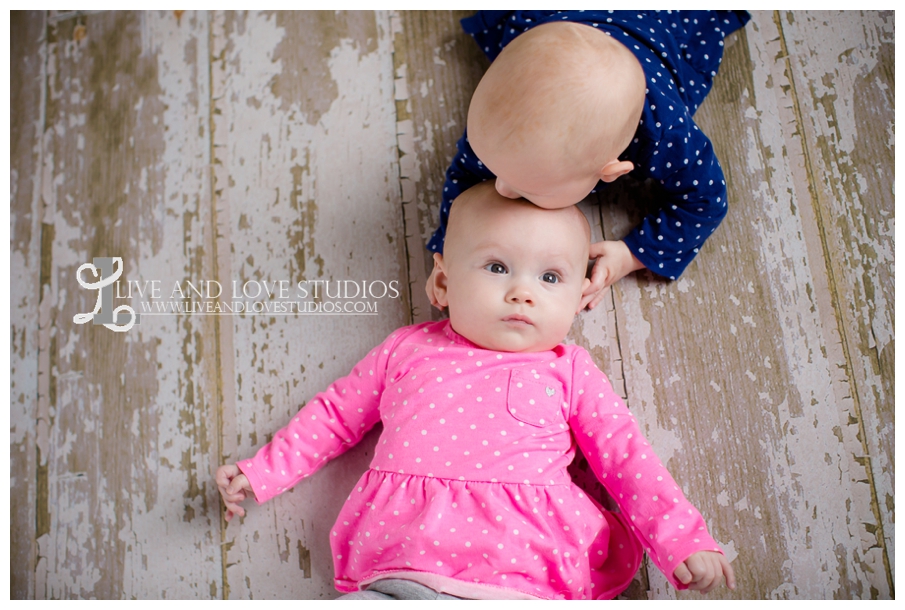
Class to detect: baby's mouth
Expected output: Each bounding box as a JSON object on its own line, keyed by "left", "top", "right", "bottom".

{"left": 503, "top": 314, "right": 533, "bottom": 326}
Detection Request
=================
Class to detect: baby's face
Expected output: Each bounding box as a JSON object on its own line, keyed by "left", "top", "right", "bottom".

{"left": 440, "top": 188, "right": 590, "bottom": 352}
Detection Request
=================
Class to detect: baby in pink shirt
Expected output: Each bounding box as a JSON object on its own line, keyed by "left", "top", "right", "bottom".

{"left": 216, "top": 181, "right": 735, "bottom": 599}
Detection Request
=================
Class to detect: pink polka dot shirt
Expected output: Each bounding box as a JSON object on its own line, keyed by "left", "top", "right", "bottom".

{"left": 238, "top": 321, "right": 724, "bottom": 599}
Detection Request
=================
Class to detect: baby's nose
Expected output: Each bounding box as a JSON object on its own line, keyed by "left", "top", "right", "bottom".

{"left": 506, "top": 284, "right": 534, "bottom": 305}
{"left": 495, "top": 178, "right": 520, "bottom": 199}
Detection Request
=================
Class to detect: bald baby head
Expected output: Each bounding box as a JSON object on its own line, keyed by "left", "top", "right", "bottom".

{"left": 434, "top": 181, "right": 592, "bottom": 352}
{"left": 468, "top": 22, "right": 646, "bottom": 203}
{"left": 445, "top": 181, "right": 591, "bottom": 264}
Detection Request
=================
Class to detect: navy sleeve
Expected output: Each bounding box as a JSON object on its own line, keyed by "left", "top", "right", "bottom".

{"left": 426, "top": 130, "right": 496, "bottom": 254}
{"left": 622, "top": 113, "right": 727, "bottom": 280}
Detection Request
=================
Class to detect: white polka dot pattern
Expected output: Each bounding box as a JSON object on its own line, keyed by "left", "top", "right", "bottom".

{"left": 427, "top": 10, "right": 748, "bottom": 284}
{"left": 237, "top": 321, "right": 724, "bottom": 599}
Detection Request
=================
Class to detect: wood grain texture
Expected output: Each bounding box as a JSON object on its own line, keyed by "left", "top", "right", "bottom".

{"left": 601, "top": 11, "right": 890, "bottom": 598}
{"left": 209, "top": 10, "right": 408, "bottom": 599}
{"left": 10, "top": 9, "right": 47, "bottom": 600}
{"left": 8, "top": 9, "right": 893, "bottom": 600}
{"left": 565, "top": 201, "right": 652, "bottom": 599}
{"left": 390, "top": 10, "right": 488, "bottom": 324}
{"left": 606, "top": 13, "right": 889, "bottom": 598}
{"left": 32, "top": 11, "right": 221, "bottom": 598}
{"left": 772, "top": 11, "right": 895, "bottom": 589}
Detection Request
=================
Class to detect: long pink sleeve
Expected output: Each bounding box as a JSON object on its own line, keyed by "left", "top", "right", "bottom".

{"left": 236, "top": 327, "right": 409, "bottom": 504}
{"left": 567, "top": 351, "right": 724, "bottom": 589}
{"left": 232, "top": 321, "right": 726, "bottom": 598}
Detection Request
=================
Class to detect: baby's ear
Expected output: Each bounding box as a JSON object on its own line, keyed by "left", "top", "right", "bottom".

{"left": 431, "top": 253, "right": 450, "bottom": 308}
{"left": 598, "top": 159, "right": 634, "bottom": 183}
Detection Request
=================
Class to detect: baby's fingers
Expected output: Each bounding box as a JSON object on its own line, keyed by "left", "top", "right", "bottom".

{"left": 215, "top": 463, "right": 240, "bottom": 487}
{"left": 587, "top": 259, "right": 610, "bottom": 292}
{"left": 720, "top": 554, "right": 736, "bottom": 590}
{"left": 675, "top": 553, "right": 715, "bottom": 592}
{"left": 673, "top": 562, "right": 693, "bottom": 586}
{"left": 693, "top": 571, "right": 721, "bottom": 594}
{"left": 580, "top": 290, "right": 607, "bottom": 311}
{"left": 225, "top": 474, "right": 251, "bottom": 495}
{"left": 221, "top": 487, "right": 247, "bottom": 504}
{"left": 223, "top": 502, "right": 246, "bottom": 522}
{"left": 581, "top": 263, "right": 610, "bottom": 310}
{"left": 685, "top": 553, "right": 730, "bottom": 594}
{"left": 587, "top": 288, "right": 609, "bottom": 311}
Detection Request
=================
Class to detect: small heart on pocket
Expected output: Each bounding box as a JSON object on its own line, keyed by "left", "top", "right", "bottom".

{"left": 507, "top": 369, "right": 563, "bottom": 427}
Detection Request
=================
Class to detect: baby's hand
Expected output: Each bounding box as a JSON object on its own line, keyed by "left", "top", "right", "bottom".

{"left": 581, "top": 240, "right": 646, "bottom": 310}
{"left": 673, "top": 551, "right": 736, "bottom": 594}
{"left": 216, "top": 464, "right": 254, "bottom": 522}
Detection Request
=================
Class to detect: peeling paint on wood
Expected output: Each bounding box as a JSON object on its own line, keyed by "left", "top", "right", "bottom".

{"left": 10, "top": 12, "right": 47, "bottom": 599}
{"left": 391, "top": 10, "right": 487, "bottom": 324}
{"left": 9, "top": 9, "right": 893, "bottom": 600}
{"left": 32, "top": 10, "right": 221, "bottom": 598}
{"left": 209, "top": 10, "right": 406, "bottom": 599}
{"left": 769, "top": 12, "right": 894, "bottom": 591}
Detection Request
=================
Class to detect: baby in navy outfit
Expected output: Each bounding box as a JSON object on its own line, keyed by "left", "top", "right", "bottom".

{"left": 217, "top": 183, "right": 735, "bottom": 599}
{"left": 426, "top": 10, "right": 750, "bottom": 310}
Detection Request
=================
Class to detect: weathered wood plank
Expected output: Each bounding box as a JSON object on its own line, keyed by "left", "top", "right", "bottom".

{"left": 390, "top": 10, "right": 488, "bottom": 324}
{"left": 34, "top": 11, "right": 221, "bottom": 597}
{"left": 387, "top": 13, "right": 643, "bottom": 597}
{"left": 383, "top": 10, "right": 893, "bottom": 600}
{"left": 591, "top": 11, "right": 889, "bottom": 599}
{"left": 10, "top": 9, "right": 47, "bottom": 600}
{"left": 9, "top": 9, "right": 892, "bottom": 601}
{"left": 566, "top": 202, "right": 652, "bottom": 599}
{"left": 774, "top": 11, "right": 895, "bottom": 590}
{"left": 210, "top": 10, "right": 408, "bottom": 599}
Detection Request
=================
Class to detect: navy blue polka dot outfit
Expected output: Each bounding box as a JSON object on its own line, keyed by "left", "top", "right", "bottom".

{"left": 426, "top": 10, "right": 750, "bottom": 280}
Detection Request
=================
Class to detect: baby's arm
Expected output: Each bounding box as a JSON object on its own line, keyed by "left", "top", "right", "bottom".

{"left": 568, "top": 351, "right": 734, "bottom": 592}
{"left": 622, "top": 117, "right": 728, "bottom": 283}
{"left": 217, "top": 328, "right": 407, "bottom": 518}
{"left": 582, "top": 121, "right": 726, "bottom": 309}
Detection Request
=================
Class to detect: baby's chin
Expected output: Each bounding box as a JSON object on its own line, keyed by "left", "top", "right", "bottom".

{"left": 468, "top": 331, "right": 565, "bottom": 354}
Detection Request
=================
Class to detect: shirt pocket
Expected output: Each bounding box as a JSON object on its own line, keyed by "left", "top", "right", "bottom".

{"left": 506, "top": 367, "right": 565, "bottom": 427}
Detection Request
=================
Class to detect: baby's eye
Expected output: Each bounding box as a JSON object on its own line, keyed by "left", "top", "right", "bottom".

{"left": 542, "top": 272, "right": 559, "bottom": 284}
{"left": 485, "top": 262, "right": 507, "bottom": 274}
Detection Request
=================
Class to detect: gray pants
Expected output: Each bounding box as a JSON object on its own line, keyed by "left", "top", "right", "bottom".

{"left": 337, "top": 579, "right": 464, "bottom": 600}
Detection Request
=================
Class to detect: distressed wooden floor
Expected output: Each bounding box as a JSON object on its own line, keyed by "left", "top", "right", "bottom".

{"left": 9, "top": 10, "right": 894, "bottom": 600}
